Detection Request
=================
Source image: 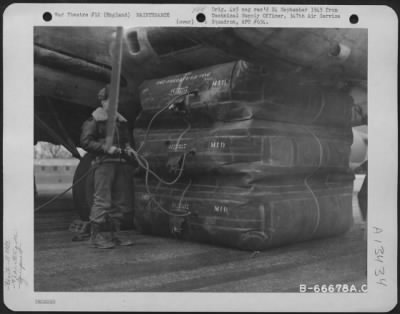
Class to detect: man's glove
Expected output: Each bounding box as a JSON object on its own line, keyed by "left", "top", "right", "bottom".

{"left": 104, "top": 145, "right": 121, "bottom": 155}
{"left": 124, "top": 147, "right": 139, "bottom": 167}
{"left": 124, "top": 147, "right": 136, "bottom": 158}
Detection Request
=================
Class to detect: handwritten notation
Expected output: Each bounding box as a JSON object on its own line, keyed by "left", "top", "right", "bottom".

{"left": 373, "top": 226, "right": 387, "bottom": 287}
{"left": 192, "top": 6, "right": 206, "bottom": 14}
{"left": 4, "top": 232, "right": 28, "bottom": 290}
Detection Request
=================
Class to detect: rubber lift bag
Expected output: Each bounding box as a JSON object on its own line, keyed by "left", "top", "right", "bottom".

{"left": 137, "top": 60, "right": 353, "bottom": 128}
{"left": 134, "top": 120, "right": 353, "bottom": 180}
{"left": 134, "top": 173, "right": 354, "bottom": 251}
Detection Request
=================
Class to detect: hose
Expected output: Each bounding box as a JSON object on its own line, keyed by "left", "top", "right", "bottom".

{"left": 137, "top": 93, "right": 193, "bottom": 153}
{"left": 301, "top": 126, "right": 324, "bottom": 236}
{"left": 34, "top": 158, "right": 101, "bottom": 212}
{"left": 35, "top": 92, "right": 195, "bottom": 217}
{"left": 134, "top": 92, "right": 199, "bottom": 217}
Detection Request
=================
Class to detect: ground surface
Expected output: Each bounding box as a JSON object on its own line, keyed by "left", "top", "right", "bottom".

{"left": 34, "top": 175, "right": 367, "bottom": 292}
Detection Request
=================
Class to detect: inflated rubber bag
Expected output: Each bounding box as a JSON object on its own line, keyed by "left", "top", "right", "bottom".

{"left": 134, "top": 173, "right": 354, "bottom": 250}
{"left": 137, "top": 60, "right": 353, "bottom": 128}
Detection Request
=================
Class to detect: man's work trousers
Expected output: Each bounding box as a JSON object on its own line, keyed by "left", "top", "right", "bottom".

{"left": 90, "top": 162, "right": 133, "bottom": 224}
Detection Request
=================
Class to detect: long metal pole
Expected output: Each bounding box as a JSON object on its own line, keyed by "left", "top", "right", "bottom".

{"left": 105, "top": 26, "right": 124, "bottom": 151}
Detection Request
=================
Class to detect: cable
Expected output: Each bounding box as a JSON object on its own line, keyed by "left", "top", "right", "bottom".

{"left": 36, "top": 92, "right": 195, "bottom": 216}
{"left": 177, "top": 179, "right": 192, "bottom": 211}
{"left": 143, "top": 155, "right": 191, "bottom": 217}
{"left": 142, "top": 150, "right": 191, "bottom": 217}
{"left": 137, "top": 93, "right": 193, "bottom": 153}
{"left": 136, "top": 101, "right": 195, "bottom": 217}
{"left": 34, "top": 154, "right": 127, "bottom": 213}
{"left": 134, "top": 95, "right": 197, "bottom": 216}
{"left": 133, "top": 147, "right": 188, "bottom": 186}
{"left": 34, "top": 160, "right": 100, "bottom": 212}
{"left": 301, "top": 126, "right": 324, "bottom": 236}
{"left": 174, "top": 117, "right": 191, "bottom": 150}
{"left": 311, "top": 91, "right": 326, "bottom": 123}
{"left": 141, "top": 117, "right": 192, "bottom": 185}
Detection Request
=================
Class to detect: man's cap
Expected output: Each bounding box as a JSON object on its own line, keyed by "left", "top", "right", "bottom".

{"left": 98, "top": 85, "right": 109, "bottom": 101}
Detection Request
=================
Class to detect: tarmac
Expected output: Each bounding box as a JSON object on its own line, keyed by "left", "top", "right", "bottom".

{"left": 34, "top": 175, "right": 367, "bottom": 292}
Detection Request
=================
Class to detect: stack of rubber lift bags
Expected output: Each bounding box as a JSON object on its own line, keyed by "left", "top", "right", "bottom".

{"left": 133, "top": 60, "right": 355, "bottom": 251}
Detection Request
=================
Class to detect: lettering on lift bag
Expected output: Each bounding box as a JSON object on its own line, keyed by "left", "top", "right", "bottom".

{"left": 134, "top": 120, "right": 353, "bottom": 180}
{"left": 134, "top": 173, "right": 354, "bottom": 251}
{"left": 137, "top": 60, "right": 353, "bottom": 129}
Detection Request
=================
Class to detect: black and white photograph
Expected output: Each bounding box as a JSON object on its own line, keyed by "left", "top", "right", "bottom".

{"left": 33, "top": 25, "right": 369, "bottom": 292}
{"left": 3, "top": 4, "right": 397, "bottom": 312}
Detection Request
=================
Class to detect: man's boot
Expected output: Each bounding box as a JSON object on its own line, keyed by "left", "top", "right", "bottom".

{"left": 110, "top": 219, "right": 133, "bottom": 246}
{"left": 90, "top": 222, "right": 115, "bottom": 249}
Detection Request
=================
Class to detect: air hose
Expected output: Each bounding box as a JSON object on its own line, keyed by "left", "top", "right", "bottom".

{"left": 35, "top": 92, "right": 196, "bottom": 217}
{"left": 34, "top": 159, "right": 99, "bottom": 212}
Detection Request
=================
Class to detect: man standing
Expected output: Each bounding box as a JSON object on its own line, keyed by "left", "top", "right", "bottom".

{"left": 80, "top": 86, "right": 136, "bottom": 249}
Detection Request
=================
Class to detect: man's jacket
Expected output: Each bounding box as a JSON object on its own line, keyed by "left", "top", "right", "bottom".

{"left": 80, "top": 107, "right": 134, "bottom": 161}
